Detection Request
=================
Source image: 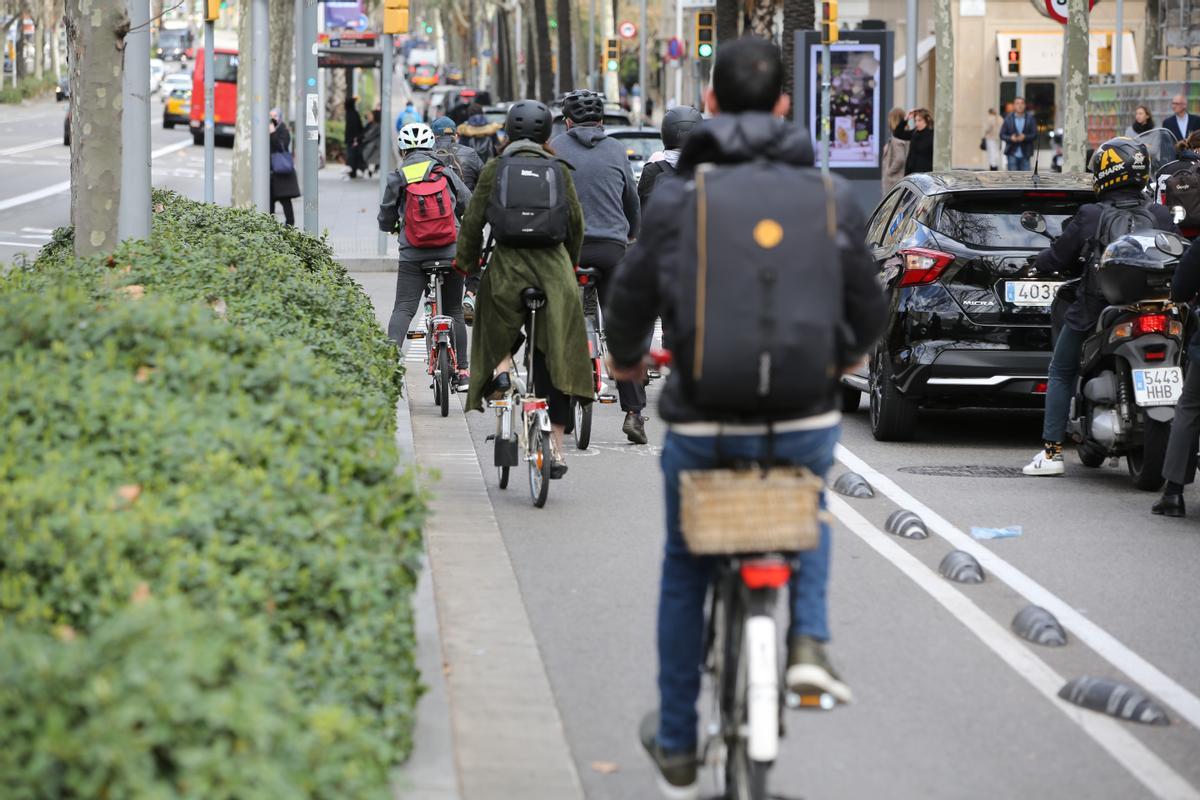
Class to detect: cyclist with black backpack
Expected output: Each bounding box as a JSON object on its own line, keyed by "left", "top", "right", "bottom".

{"left": 1023, "top": 137, "right": 1178, "bottom": 477}
{"left": 455, "top": 100, "right": 594, "bottom": 479}
{"left": 378, "top": 122, "right": 474, "bottom": 385}
{"left": 430, "top": 115, "right": 484, "bottom": 190}
{"left": 604, "top": 38, "right": 888, "bottom": 796}
{"left": 637, "top": 105, "right": 703, "bottom": 209}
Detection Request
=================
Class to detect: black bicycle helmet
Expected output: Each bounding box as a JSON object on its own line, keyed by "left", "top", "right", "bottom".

{"left": 504, "top": 99, "right": 553, "bottom": 144}
{"left": 561, "top": 89, "right": 605, "bottom": 124}
{"left": 661, "top": 105, "right": 704, "bottom": 149}
{"left": 1092, "top": 137, "right": 1151, "bottom": 195}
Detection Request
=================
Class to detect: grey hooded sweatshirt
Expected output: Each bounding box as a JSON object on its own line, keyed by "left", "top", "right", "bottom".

{"left": 550, "top": 125, "right": 641, "bottom": 245}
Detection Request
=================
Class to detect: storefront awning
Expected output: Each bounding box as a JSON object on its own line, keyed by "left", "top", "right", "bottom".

{"left": 995, "top": 32, "right": 1136, "bottom": 79}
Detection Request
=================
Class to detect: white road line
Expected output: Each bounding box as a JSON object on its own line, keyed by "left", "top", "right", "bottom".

{"left": 0, "top": 139, "right": 193, "bottom": 213}
{"left": 836, "top": 443, "right": 1200, "bottom": 732}
{"left": 829, "top": 495, "right": 1200, "bottom": 800}
{"left": 22, "top": 227, "right": 54, "bottom": 233}
{"left": 0, "top": 240, "right": 41, "bottom": 248}
{"left": 0, "top": 137, "right": 61, "bottom": 156}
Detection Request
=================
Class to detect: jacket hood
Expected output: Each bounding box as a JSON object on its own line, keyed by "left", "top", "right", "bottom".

{"left": 567, "top": 125, "right": 609, "bottom": 148}
{"left": 679, "top": 113, "right": 814, "bottom": 170}
{"left": 458, "top": 120, "right": 503, "bottom": 137}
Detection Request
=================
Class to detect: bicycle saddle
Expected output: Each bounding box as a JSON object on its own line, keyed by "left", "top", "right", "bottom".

{"left": 574, "top": 266, "right": 600, "bottom": 278}
{"left": 521, "top": 287, "right": 547, "bottom": 310}
{"left": 420, "top": 260, "right": 452, "bottom": 272}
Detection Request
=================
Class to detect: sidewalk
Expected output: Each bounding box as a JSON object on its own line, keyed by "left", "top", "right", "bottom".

{"left": 319, "top": 165, "right": 398, "bottom": 271}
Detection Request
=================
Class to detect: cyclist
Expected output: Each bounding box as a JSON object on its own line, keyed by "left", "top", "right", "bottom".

{"left": 1022, "top": 137, "right": 1176, "bottom": 477}
{"left": 551, "top": 89, "right": 646, "bottom": 444}
{"left": 378, "top": 122, "right": 473, "bottom": 387}
{"left": 456, "top": 100, "right": 594, "bottom": 478}
{"left": 638, "top": 104, "right": 703, "bottom": 208}
{"left": 604, "top": 38, "right": 887, "bottom": 795}
{"left": 431, "top": 115, "right": 485, "bottom": 190}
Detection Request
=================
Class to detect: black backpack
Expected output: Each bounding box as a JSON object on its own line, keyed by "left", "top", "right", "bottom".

{"left": 434, "top": 145, "right": 466, "bottom": 183}
{"left": 468, "top": 134, "right": 498, "bottom": 163}
{"left": 1164, "top": 161, "right": 1200, "bottom": 227}
{"left": 486, "top": 152, "right": 571, "bottom": 247}
{"left": 672, "top": 163, "right": 846, "bottom": 415}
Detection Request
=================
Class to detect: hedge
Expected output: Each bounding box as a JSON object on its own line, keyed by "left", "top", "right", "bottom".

{"left": 0, "top": 75, "right": 57, "bottom": 104}
{"left": 0, "top": 191, "right": 424, "bottom": 795}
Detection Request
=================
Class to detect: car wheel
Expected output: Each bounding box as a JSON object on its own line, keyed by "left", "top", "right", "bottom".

{"left": 841, "top": 385, "right": 863, "bottom": 413}
{"left": 163, "top": 119, "right": 174, "bottom": 129}
{"left": 192, "top": 130, "right": 203, "bottom": 146}
{"left": 869, "top": 352, "right": 919, "bottom": 442}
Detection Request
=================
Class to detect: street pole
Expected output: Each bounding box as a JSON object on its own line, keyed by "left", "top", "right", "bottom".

{"left": 1063, "top": 0, "right": 1089, "bottom": 173}
{"left": 301, "top": 0, "right": 319, "bottom": 233}
{"left": 905, "top": 0, "right": 917, "bottom": 108}
{"left": 821, "top": 42, "right": 831, "bottom": 176}
{"left": 292, "top": 0, "right": 303, "bottom": 196}
{"left": 675, "top": 0, "right": 682, "bottom": 107}
{"left": 1114, "top": 0, "right": 1124, "bottom": 84}
{"left": 638, "top": 0, "right": 647, "bottom": 124}
{"left": 589, "top": 0, "right": 596, "bottom": 91}
{"left": 120, "top": 0, "right": 151, "bottom": 241}
{"left": 378, "top": 33, "right": 393, "bottom": 257}
{"left": 251, "top": 0, "right": 270, "bottom": 213}
{"left": 204, "top": 17, "right": 215, "bottom": 203}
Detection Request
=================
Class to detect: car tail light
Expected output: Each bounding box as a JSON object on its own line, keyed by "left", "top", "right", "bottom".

{"left": 1134, "top": 314, "right": 1168, "bottom": 336}
{"left": 1033, "top": 381, "right": 1048, "bottom": 394}
{"left": 898, "top": 248, "right": 955, "bottom": 287}
{"left": 740, "top": 560, "right": 791, "bottom": 589}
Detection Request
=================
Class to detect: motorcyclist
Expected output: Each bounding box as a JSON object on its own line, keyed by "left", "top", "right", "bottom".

{"left": 378, "top": 123, "right": 473, "bottom": 386}
{"left": 455, "top": 100, "right": 594, "bottom": 478}
{"left": 1023, "top": 137, "right": 1177, "bottom": 476}
{"left": 637, "top": 105, "right": 704, "bottom": 208}
{"left": 550, "top": 89, "right": 646, "bottom": 444}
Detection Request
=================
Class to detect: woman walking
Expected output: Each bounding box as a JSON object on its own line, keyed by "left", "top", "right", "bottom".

{"left": 344, "top": 96, "right": 366, "bottom": 179}
{"left": 269, "top": 110, "right": 300, "bottom": 226}
{"left": 892, "top": 108, "right": 934, "bottom": 175}
{"left": 881, "top": 107, "right": 908, "bottom": 192}
{"left": 984, "top": 108, "right": 1003, "bottom": 170}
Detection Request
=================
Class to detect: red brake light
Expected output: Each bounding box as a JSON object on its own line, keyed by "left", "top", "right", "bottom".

{"left": 1146, "top": 349, "right": 1167, "bottom": 362}
{"left": 1134, "top": 314, "right": 1168, "bottom": 336}
{"left": 898, "top": 248, "right": 955, "bottom": 287}
{"left": 1033, "top": 381, "right": 1048, "bottom": 394}
{"left": 740, "top": 560, "right": 791, "bottom": 589}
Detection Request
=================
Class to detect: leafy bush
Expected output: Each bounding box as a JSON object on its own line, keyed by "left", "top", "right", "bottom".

{"left": 0, "top": 75, "right": 57, "bottom": 104}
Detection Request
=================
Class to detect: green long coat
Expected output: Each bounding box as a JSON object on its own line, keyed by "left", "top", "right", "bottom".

{"left": 457, "top": 140, "right": 595, "bottom": 413}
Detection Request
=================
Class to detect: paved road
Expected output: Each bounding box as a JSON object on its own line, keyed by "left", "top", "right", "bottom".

{"left": 356, "top": 268, "right": 1200, "bottom": 800}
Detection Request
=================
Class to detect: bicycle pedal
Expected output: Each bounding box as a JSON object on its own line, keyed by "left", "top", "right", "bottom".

{"left": 786, "top": 691, "right": 836, "bottom": 711}
{"left": 647, "top": 370, "right": 662, "bottom": 380}
{"left": 406, "top": 331, "right": 425, "bottom": 340}
{"left": 597, "top": 394, "right": 618, "bottom": 404}
{"left": 485, "top": 434, "right": 496, "bottom": 442}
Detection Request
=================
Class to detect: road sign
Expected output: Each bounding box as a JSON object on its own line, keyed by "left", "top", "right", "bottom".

{"left": 1041, "top": 0, "right": 1097, "bottom": 24}
{"left": 667, "top": 37, "right": 683, "bottom": 60}
{"left": 619, "top": 21, "right": 637, "bottom": 40}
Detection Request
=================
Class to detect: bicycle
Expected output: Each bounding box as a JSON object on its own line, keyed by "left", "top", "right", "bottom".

{"left": 488, "top": 287, "right": 553, "bottom": 508}
{"left": 571, "top": 266, "right": 617, "bottom": 449}
{"left": 406, "top": 259, "right": 461, "bottom": 418}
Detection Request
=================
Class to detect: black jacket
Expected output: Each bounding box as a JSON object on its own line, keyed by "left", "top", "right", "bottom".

{"left": 1165, "top": 113, "right": 1200, "bottom": 143}
{"left": 893, "top": 121, "right": 933, "bottom": 174}
{"left": 269, "top": 123, "right": 300, "bottom": 199}
{"left": 1033, "top": 188, "right": 1176, "bottom": 331}
{"left": 605, "top": 112, "right": 888, "bottom": 425}
{"left": 637, "top": 157, "right": 675, "bottom": 209}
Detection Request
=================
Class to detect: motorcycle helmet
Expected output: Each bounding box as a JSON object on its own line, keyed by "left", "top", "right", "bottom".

{"left": 1091, "top": 137, "right": 1151, "bottom": 194}
{"left": 561, "top": 89, "right": 605, "bottom": 125}
{"left": 504, "top": 100, "right": 553, "bottom": 144}
{"left": 661, "top": 105, "right": 704, "bottom": 149}
{"left": 399, "top": 122, "right": 435, "bottom": 151}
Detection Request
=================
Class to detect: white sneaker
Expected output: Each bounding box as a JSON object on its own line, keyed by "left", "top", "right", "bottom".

{"left": 1023, "top": 449, "right": 1065, "bottom": 476}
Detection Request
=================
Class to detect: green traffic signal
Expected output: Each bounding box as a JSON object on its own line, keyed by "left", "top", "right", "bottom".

{"left": 697, "top": 42, "right": 713, "bottom": 58}
{"left": 424, "top": 24, "right": 433, "bottom": 33}
{"left": 549, "top": 17, "right": 557, "bottom": 28}
{"left": 607, "top": 58, "right": 619, "bottom": 72}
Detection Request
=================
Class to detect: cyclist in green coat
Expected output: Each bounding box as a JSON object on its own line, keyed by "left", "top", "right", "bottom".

{"left": 456, "top": 100, "right": 594, "bottom": 477}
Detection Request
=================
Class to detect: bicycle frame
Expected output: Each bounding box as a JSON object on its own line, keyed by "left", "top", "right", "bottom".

{"left": 423, "top": 267, "right": 458, "bottom": 376}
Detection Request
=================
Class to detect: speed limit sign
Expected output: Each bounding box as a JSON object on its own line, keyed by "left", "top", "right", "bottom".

{"left": 619, "top": 20, "right": 637, "bottom": 39}
{"left": 1042, "top": 0, "right": 1096, "bottom": 24}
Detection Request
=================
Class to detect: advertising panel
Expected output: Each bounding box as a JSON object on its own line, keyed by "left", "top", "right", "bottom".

{"left": 808, "top": 43, "right": 881, "bottom": 169}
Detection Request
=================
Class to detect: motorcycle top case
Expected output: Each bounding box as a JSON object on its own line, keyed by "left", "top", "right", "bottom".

{"left": 672, "top": 163, "right": 844, "bottom": 415}
{"left": 1097, "top": 234, "right": 1176, "bottom": 305}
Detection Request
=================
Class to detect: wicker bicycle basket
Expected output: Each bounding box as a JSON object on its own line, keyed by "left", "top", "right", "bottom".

{"left": 679, "top": 467, "right": 824, "bottom": 555}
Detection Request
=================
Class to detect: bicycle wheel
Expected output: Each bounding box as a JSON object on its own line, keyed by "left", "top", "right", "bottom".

{"left": 573, "top": 399, "right": 592, "bottom": 450}
{"left": 718, "top": 586, "right": 770, "bottom": 800}
{"left": 528, "top": 426, "right": 549, "bottom": 508}
{"left": 497, "top": 465, "right": 510, "bottom": 489}
{"left": 437, "top": 345, "right": 450, "bottom": 418}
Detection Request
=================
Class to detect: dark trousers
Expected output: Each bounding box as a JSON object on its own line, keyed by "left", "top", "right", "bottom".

{"left": 386, "top": 261, "right": 468, "bottom": 371}
{"left": 532, "top": 348, "right": 572, "bottom": 430}
{"left": 1163, "top": 362, "right": 1200, "bottom": 485}
{"left": 580, "top": 239, "right": 646, "bottom": 414}
{"left": 272, "top": 197, "right": 294, "bottom": 226}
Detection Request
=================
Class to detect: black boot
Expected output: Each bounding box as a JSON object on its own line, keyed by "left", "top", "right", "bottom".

{"left": 1152, "top": 492, "right": 1186, "bottom": 518}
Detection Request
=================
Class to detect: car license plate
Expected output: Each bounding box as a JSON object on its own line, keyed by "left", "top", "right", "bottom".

{"left": 1132, "top": 367, "right": 1183, "bottom": 407}
{"left": 1005, "top": 281, "right": 1063, "bottom": 306}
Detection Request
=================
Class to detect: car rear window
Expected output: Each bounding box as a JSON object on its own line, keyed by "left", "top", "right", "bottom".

{"left": 933, "top": 193, "right": 1087, "bottom": 249}
{"left": 613, "top": 135, "right": 663, "bottom": 160}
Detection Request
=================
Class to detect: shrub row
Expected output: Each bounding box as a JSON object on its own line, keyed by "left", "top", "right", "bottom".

{"left": 0, "top": 191, "right": 423, "bottom": 797}
{"left": 0, "top": 75, "right": 57, "bottom": 104}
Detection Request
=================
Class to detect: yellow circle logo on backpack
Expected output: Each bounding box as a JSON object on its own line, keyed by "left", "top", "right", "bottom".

{"left": 753, "top": 219, "right": 784, "bottom": 249}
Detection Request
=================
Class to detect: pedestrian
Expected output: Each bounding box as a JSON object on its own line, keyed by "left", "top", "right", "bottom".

{"left": 1164, "top": 95, "right": 1200, "bottom": 142}
{"left": 362, "top": 109, "right": 382, "bottom": 178}
{"left": 1000, "top": 97, "right": 1037, "bottom": 171}
{"left": 645, "top": 95, "right": 655, "bottom": 122}
{"left": 603, "top": 37, "right": 887, "bottom": 796}
{"left": 891, "top": 108, "right": 933, "bottom": 175}
{"left": 396, "top": 99, "right": 422, "bottom": 133}
{"left": 1158, "top": 131, "right": 1200, "bottom": 238}
{"left": 1153, "top": 235, "right": 1200, "bottom": 517}
{"left": 457, "top": 102, "right": 504, "bottom": 163}
{"left": 984, "top": 107, "right": 1003, "bottom": 171}
{"left": 1126, "top": 104, "right": 1156, "bottom": 137}
{"left": 268, "top": 109, "right": 300, "bottom": 226}
{"left": 881, "top": 107, "right": 909, "bottom": 191}
{"left": 344, "top": 96, "right": 366, "bottom": 179}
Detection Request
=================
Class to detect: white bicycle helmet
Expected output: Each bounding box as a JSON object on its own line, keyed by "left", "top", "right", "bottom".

{"left": 399, "top": 122, "right": 435, "bottom": 151}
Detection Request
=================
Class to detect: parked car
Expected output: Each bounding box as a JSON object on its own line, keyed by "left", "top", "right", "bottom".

{"left": 163, "top": 87, "right": 192, "bottom": 129}
{"left": 161, "top": 71, "right": 192, "bottom": 98}
{"left": 842, "top": 171, "right": 1095, "bottom": 441}
{"left": 56, "top": 76, "right": 70, "bottom": 102}
{"left": 606, "top": 126, "right": 662, "bottom": 183}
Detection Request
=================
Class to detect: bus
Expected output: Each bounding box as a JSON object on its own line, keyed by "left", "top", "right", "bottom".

{"left": 156, "top": 26, "right": 194, "bottom": 62}
{"left": 188, "top": 48, "right": 239, "bottom": 146}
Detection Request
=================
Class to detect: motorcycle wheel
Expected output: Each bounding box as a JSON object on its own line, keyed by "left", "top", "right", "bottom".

{"left": 1127, "top": 418, "right": 1170, "bottom": 491}
{"left": 1077, "top": 441, "right": 1107, "bottom": 469}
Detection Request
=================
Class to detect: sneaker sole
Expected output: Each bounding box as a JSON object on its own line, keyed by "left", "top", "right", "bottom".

{"left": 653, "top": 774, "right": 700, "bottom": 800}
{"left": 786, "top": 664, "right": 853, "bottom": 704}
{"left": 1022, "top": 466, "right": 1065, "bottom": 476}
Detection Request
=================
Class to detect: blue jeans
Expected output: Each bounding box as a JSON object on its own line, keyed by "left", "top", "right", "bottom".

{"left": 1043, "top": 326, "right": 1086, "bottom": 443}
{"left": 656, "top": 425, "right": 840, "bottom": 753}
{"left": 1007, "top": 154, "right": 1031, "bottom": 171}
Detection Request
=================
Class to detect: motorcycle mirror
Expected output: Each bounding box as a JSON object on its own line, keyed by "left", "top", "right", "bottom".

{"left": 1155, "top": 232, "right": 1186, "bottom": 257}
{"left": 1020, "top": 211, "right": 1048, "bottom": 234}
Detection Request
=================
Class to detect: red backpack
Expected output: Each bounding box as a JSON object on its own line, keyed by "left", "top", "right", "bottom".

{"left": 403, "top": 165, "right": 457, "bottom": 248}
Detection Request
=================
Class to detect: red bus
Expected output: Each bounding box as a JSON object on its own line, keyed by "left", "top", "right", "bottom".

{"left": 189, "top": 48, "right": 239, "bottom": 145}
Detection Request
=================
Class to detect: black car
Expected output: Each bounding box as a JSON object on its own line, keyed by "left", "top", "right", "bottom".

{"left": 844, "top": 171, "right": 1095, "bottom": 441}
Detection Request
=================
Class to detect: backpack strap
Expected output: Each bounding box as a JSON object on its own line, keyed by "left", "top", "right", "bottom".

{"left": 822, "top": 174, "right": 838, "bottom": 240}
{"left": 693, "top": 165, "right": 711, "bottom": 383}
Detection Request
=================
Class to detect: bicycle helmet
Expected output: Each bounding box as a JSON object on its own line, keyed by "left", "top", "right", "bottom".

{"left": 661, "top": 105, "right": 704, "bottom": 149}
{"left": 504, "top": 99, "right": 553, "bottom": 144}
{"left": 561, "top": 89, "right": 605, "bottom": 125}
{"left": 1091, "top": 137, "right": 1151, "bottom": 195}
{"left": 399, "top": 122, "right": 435, "bottom": 151}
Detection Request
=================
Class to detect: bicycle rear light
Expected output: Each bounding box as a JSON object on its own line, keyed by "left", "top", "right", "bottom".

{"left": 740, "top": 560, "right": 792, "bottom": 589}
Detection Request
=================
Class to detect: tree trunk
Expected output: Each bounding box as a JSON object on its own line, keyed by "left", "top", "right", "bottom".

{"left": 716, "top": 0, "right": 739, "bottom": 47}
{"left": 557, "top": 0, "right": 573, "bottom": 93}
{"left": 1063, "top": 0, "right": 1089, "bottom": 173}
{"left": 34, "top": 8, "right": 43, "bottom": 80}
{"left": 66, "top": 0, "right": 126, "bottom": 257}
{"left": 231, "top": 2, "right": 253, "bottom": 208}
{"left": 1143, "top": 0, "right": 1160, "bottom": 82}
{"left": 524, "top": 2, "right": 537, "bottom": 99}
{"left": 535, "top": 0, "right": 553, "bottom": 102}
{"left": 781, "top": 0, "right": 812, "bottom": 120}
{"left": 50, "top": 18, "right": 61, "bottom": 79}
{"left": 268, "top": 0, "right": 293, "bottom": 113}
{"left": 932, "top": 0, "right": 953, "bottom": 170}
{"left": 15, "top": 6, "right": 27, "bottom": 79}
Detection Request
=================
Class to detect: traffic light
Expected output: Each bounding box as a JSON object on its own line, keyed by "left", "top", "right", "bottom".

{"left": 820, "top": 0, "right": 838, "bottom": 45}
{"left": 205, "top": 0, "right": 220, "bottom": 22}
{"left": 606, "top": 38, "right": 619, "bottom": 72}
{"left": 695, "top": 12, "right": 714, "bottom": 59}
{"left": 1006, "top": 37, "right": 1020, "bottom": 75}
{"left": 383, "top": 0, "right": 410, "bottom": 34}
